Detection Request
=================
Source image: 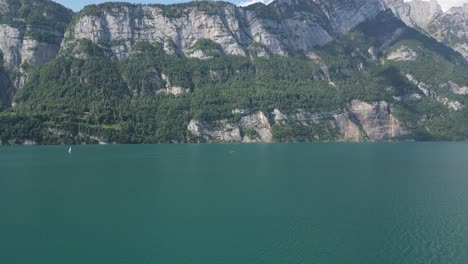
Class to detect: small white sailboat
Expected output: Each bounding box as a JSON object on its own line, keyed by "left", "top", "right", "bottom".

{"left": 68, "top": 147, "right": 72, "bottom": 154}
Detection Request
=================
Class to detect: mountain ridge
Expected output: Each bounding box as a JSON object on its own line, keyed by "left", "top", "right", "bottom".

{"left": 0, "top": 0, "right": 467, "bottom": 144}
{"left": 383, "top": 0, "right": 468, "bottom": 59}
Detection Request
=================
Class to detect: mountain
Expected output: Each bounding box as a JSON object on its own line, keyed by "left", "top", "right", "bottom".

{"left": 0, "top": 0, "right": 467, "bottom": 144}
{"left": 62, "top": 0, "right": 384, "bottom": 59}
{"left": 428, "top": 4, "right": 468, "bottom": 60}
{"left": 383, "top": 0, "right": 442, "bottom": 29}
{"left": 384, "top": 0, "right": 468, "bottom": 60}
{"left": 0, "top": 0, "right": 73, "bottom": 105}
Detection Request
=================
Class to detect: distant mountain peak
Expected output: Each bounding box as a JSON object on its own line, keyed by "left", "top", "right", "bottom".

{"left": 383, "top": 0, "right": 443, "bottom": 29}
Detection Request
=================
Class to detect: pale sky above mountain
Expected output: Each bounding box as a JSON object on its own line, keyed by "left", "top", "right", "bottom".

{"left": 54, "top": 0, "right": 467, "bottom": 12}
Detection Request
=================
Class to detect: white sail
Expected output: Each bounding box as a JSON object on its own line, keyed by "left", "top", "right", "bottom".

{"left": 68, "top": 147, "right": 72, "bottom": 154}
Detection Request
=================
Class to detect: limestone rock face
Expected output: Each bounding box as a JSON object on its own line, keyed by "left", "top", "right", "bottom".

{"left": 383, "top": 0, "right": 442, "bottom": 29}
{"left": 333, "top": 113, "right": 364, "bottom": 141}
{"left": 349, "top": 100, "right": 406, "bottom": 141}
{"left": 428, "top": 4, "right": 468, "bottom": 60}
{"left": 0, "top": 0, "right": 72, "bottom": 100}
{"left": 448, "top": 81, "right": 468, "bottom": 95}
{"left": 384, "top": 0, "right": 467, "bottom": 61}
{"left": 0, "top": 0, "right": 7, "bottom": 14}
{"left": 240, "top": 112, "right": 273, "bottom": 142}
{"left": 188, "top": 111, "right": 273, "bottom": 143}
{"left": 63, "top": 0, "right": 385, "bottom": 59}
{"left": 0, "top": 25, "right": 22, "bottom": 69}
{"left": 158, "top": 74, "right": 190, "bottom": 95}
{"left": 65, "top": 5, "right": 249, "bottom": 59}
{"left": 188, "top": 120, "right": 243, "bottom": 142}
{"left": 387, "top": 46, "right": 417, "bottom": 61}
{"left": 0, "top": 24, "right": 63, "bottom": 96}
{"left": 406, "top": 74, "right": 465, "bottom": 111}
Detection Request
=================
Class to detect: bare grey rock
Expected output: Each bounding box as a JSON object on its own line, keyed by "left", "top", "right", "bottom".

{"left": 0, "top": 0, "right": 8, "bottom": 13}
{"left": 188, "top": 120, "right": 243, "bottom": 142}
{"left": 383, "top": 0, "right": 442, "bottom": 29}
{"left": 406, "top": 74, "right": 431, "bottom": 96}
{"left": 429, "top": 4, "right": 468, "bottom": 60}
{"left": 307, "top": 52, "right": 332, "bottom": 82}
{"left": 232, "top": 109, "right": 250, "bottom": 115}
{"left": 385, "top": 0, "right": 467, "bottom": 61}
{"left": 436, "top": 96, "right": 465, "bottom": 111}
{"left": 406, "top": 74, "right": 465, "bottom": 111}
{"left": 387, "top": 46, "right": 417, "bottom": 61}
{"left": 452, "top": 43, "right": 468, "bottom": 60}
{"left": 0, "top": 2, "right": 68, "bottom": 101}
{"left": 22, "top": 140, "right": 37, "bottom": 146}
{"left": 63, "top": 0, "right": 385, "bottom": 59}
{"left": 273, "top": 108, "right": 364, "bottom": 142}
{"left": 188, "top": 111, "right": 272, "bottom": 143}
{"left": 158, "top": 73, "right": 190, "bottom": 95}
{"left": 393, "top": 93, "right": 423, "bottom": 103}
{"left": 448, "top": 81, "right": 468, "bottom": 95}
{"left": 333, "top": 113, "right": 364, "bottom": 141}
{"left": 240, "top": 112, "right": 272, "bottom": 142}
{"left": 0, "top": 25, "right": 22, "bottom": 69}
{"left": 349, "top": 100, "right": 406, "bottom": 141}
{"left": 272, "top": 108, "right": 334, "bottom": 126}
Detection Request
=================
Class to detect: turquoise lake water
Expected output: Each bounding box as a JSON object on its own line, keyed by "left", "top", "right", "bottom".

{"left": 1, "top": 143, "right": 468, "bottom": 263}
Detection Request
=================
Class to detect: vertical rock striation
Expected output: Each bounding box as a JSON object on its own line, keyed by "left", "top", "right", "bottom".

{"left": 0, "top": 0, "right": 73, "bottom": 102}
{"left": 62, "top": 0, "right": 385, "bottom": 59}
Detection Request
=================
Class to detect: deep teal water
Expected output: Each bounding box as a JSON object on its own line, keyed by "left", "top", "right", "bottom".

{"left": 1, "top": 143, "right": 468, "bottom": 263}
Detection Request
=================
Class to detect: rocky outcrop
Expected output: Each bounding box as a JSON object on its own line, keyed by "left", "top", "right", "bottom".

{"left": 188, "top": 120, "right": 242, "bottom": 142}
{"left": 62, "top": 0, "right": 385, "bottom": 59}
{"left": 387, "top": 46, "right": 417, "bottom": 61}
{"left": 384, "top": 0, "right": 467, "bottom": 61}
{"left": 436, "top": 97, "right": 464, "bottom": 111}
{"left": 307, "top": 52, "right": 333, "bottom": 83}
{"left": 188, "top": 111, "right": 272, "bottom": 143}
{"left": 447, "top": 81, "right": 468, "bottom": 95}
{"left": 428, "top": 4, "right": 468, "bottom": 60}
{"left": 451, "top": 43, "right": 468, "bottom": 60}
{"left": 349, "top": 100, "right": 406, "bottom": 141}
{"left": 406, "top": 73, "right": 431, "bottom": 96}
{"left": 0, "top": 29, "right": 64, "bottom": 69}
{"left": 272, "top": 108, "right": 333, "bottom": 126}
{"left": 406, "top": 74, "right": 465, "bottom": 111}
{"left": 158, "top": 73, "right": 190, "bottom": 95}
{"left": 0, "top": 25, "right": 61, "bottom": 71}
{"left": 0, "top": 0, "right": 72, "bottom": 101}
{"left": 393, "top": 93, "right": 423, "bottom": 103}
{"left": 272, "top": 109, "right": 364, "bottom": 142}
{"left": 0, "top": 0, "right": 7, "bottom": 12}
{"left": 240, "top": 112, "right": 273, "bottom": 142}
{"left": 383, "top": 0, "right": 442, "bottom": 29}
{"left": 333, "top": 113, "right": 364, "bottom": 141}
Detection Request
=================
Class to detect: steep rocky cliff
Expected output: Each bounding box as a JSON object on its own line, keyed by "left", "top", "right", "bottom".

{"left": 383, "top": 0, "right": 467, "bottom": 60}
{"left": 62, "top": 0, "right": 384, "bottom": 59}
{"left": 0, "top": 0, "right": 73, "bottom": 105}
{"left": 428, "top": 4, "right": 468, "bottom": 60}
{"left": 383, "top": 0, "right": 442, "bottom": 29}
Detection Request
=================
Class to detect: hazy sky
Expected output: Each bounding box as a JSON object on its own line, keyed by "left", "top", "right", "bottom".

{"left": 54, "top": 0, "right": 467, "bottom": 12}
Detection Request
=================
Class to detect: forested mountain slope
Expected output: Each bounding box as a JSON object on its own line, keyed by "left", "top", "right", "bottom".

{"left": 0, "top": 0, "right": 467, "bottom": 144}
